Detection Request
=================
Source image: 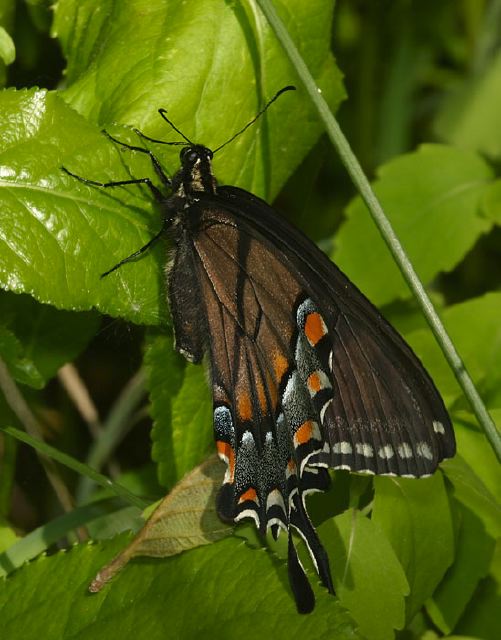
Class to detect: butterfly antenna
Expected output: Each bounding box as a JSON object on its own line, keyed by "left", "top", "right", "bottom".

{"left": 158, "top": 109, "right": 194, "bottom": 145}
{"left": 212, "top": 85, "right": 296, "bottom": 154}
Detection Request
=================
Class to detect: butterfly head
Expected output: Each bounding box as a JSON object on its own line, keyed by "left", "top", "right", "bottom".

{"left": 177, "top": 144, "right": 217, "bottom": 197}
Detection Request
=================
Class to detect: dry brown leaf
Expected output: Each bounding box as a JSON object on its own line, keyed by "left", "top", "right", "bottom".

{"left": 89, "top": 455, "right": 231, "bottom": 592}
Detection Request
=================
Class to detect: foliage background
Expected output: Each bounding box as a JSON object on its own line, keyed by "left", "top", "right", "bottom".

{"left": 0, "top": 0, "right": 500, "bottom": 638}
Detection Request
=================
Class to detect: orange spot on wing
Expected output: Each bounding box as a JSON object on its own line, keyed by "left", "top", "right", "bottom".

{"left": 307, "top": 372, "right": 322, "bottom": 394}
{"left": 294, "top": 420, "right": 315, "bottom": 447}
{"left": 237, "top": 392, "right": 252, "bottom": 421}
{"left": 216, "top": 440, "right": 235, "bottom": 482}
{"left": 272, "top": 351, "right": 289, "bottom": 382}
{"left": 256, "top": 378, "right": 267, "bottom": 413}
{"left": 304, "top": 312, "right": 327, "bottom": 346}
{"left": 238, "top": 487, "right": 258, "bottom": 504}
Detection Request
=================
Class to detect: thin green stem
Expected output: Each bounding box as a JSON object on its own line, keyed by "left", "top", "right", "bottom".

{"left": 255, "top": 0, "right": 501, "bottom": 462}
{"left": 0, "top": 357, "right": 75, "bottom": 514}
{"left": 1, "top": 426, "right": 148, "bottom": 510}
{"left": 76, "top": 369, "right": 146, "bottom": 502}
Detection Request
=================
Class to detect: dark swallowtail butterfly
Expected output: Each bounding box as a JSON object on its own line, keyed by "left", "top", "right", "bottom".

{"left": 63, "top": 87, "right": 455, "bottom": 613}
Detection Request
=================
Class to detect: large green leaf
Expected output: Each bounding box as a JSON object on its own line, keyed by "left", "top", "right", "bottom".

{"left": 321, "top": 510, "right": 409, "bottom": 640}
{"left": 334, "top": 145, "right": 493, "bottom": 306}
{"left": 371, "top": 473, "right": 454, "bottom": 620}
{"left": 455, "top": 540, "right": 501, "bottom": 640}
{"left": 0, "top": 535, "right": 363, "bottom": 640}
{"left": 0, "top": 89, "right": 165, "bottom": 324}
{"left": 426, "top": 504, "right": 495, "bottom": 635}
{"left": 53, "top": 0, "right": 345, "bottom": 200}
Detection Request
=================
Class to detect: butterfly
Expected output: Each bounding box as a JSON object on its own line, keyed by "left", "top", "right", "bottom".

{"left": 63, "top": 86, "right": 455, "bottom": 613}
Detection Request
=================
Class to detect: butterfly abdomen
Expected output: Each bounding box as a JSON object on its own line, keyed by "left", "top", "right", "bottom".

{"left": 168, "top": 225, "right": 208, "bottom": 364}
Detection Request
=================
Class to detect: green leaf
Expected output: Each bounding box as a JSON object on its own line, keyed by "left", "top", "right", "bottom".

{"left": 146, "top": 332, "right": 213, "bottom": 489}
{"left": 371, "top": 473, "right": 454, "bottom": 620}
{"left": 441, "top": 455, "right": 501, "bottom": 540}
{"left": 89, "top": 456, "right": 230, "bottom": 592}
{"left": 0, "top": 25, "right": 15, "bottom": 66}
{"left": 334, "top": 145, "right": 493, "bottom": 306}
{"left": 434, "top": 50, "right": 501, "bottom": 160}
{"left": 405, "top": 292, "right": 501, "bottom": 405}
{"left": 53, "top": 0, "right": 344, "bottom": 201}
{"left": 320, "top": 510, "right": 408, "bottom": 640}
{"left": 455, "top": 540, "right": 501, "bottom": 640}
{"left": 0, "top": 535, "right": 363, "bottom": 640}
{"left": 482, "top": 178, "right": 501, "bottom": 225}
{"left": 453, "top": 416, "right": 501, "bottom": 503}
{"left": 0, "top": 499, "right": 136, "bottom": 578}
{"left": 0, "top": 517, "right": 17, "bottom": 554}
{"left": 0, "top": 324, "right": 42, "bottom": 387}
{"left": 0, "top": 291, "right": 99, "bottom": 388}
{"left": 426, "top": 504, "right": 495, "bottom": 634}
{"left": 0, "top": 88, "right": 165, "bottom": 324}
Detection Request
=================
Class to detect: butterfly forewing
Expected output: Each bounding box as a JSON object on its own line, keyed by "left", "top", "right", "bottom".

{"left": 206, "top": 186, "right": 455, "bottom": 475}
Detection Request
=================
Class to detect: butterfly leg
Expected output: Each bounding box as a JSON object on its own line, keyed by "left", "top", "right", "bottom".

{"left": 100, "top": 221, "right": 169, "bottom": 278}
{"left": 61, "top": 166, "right": 165, "bottom": 203}
{"left": 102, "top": 130, "right": 171, "bottom": 189}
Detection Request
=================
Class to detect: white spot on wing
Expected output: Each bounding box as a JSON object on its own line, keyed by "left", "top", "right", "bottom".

{"left": 416, "top": 441, "right": 433, "bottom": 460}
{"left": 355, "top": 442, "right": 373, "bottom": 457}
{"left": 398, "top": 443, "right": 413, "bottom": 459}
{"left": 433, "top": 420, "right": 445, "bottom": 435}
{"left": 266, "top": 489, "right": 286, "bottom": 513}
{"left": 235, "top": 509, "right": 260, "bottom": 528}
{"left": 241, "top": 431, "right": 255, "bottom": 446}
{"left": 332, "top": 441, "right": 353, "bottom": 455}
{"left": 378, "top": 444, "right": 394, "bottom": 459}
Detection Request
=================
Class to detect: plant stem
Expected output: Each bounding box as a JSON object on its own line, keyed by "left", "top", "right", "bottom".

{"left": 76, "top": 369, "right": 146, "bottom": 502}
{"left": 1, "top": 425, "right": 148, "bottom": 510}
{"left": 0, "top": 357, "right": 76, "bottom": 514}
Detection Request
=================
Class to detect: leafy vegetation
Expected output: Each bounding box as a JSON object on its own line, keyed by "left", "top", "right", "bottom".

{"left": 0, "top": 1, "right": 500, "bottom": 638}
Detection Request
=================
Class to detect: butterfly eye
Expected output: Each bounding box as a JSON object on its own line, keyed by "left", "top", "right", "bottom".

{"left": 180, "top": 146, "right": 198, "bottom": 164}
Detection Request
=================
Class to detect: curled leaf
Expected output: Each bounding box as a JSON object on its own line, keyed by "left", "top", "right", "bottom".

{"left": 90, "top": 455, "right": 230, "bottom": 592}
